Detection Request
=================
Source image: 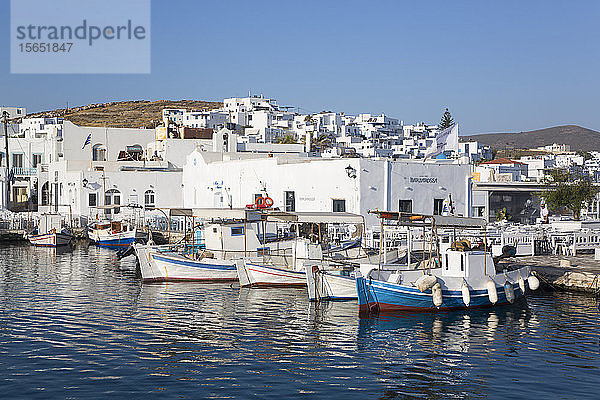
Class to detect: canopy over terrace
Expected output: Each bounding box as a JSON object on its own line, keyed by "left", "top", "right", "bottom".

{"left": 368, "top": 210, "right": 486, "bottom": 229}
{"left": 167, "top": 208, "right": 262, "bottom": 222}
{"left": 263, "top": 211, "right": 364, "bottom": 225}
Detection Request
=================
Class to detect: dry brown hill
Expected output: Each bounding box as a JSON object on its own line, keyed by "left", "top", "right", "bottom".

{"left": 462, "top": 125, "right": 600, "bottom": 152}
{"left": 27, "top": 100, "right": 223, "bottom": 128}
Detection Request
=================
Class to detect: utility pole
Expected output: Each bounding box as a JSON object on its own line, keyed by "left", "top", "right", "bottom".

{"left": 3, "top": 111, "right": 10, "bottom": 211}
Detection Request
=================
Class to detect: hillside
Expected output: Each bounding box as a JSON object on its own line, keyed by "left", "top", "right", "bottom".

{"left": 462, "top": 125, "right": 600, "bottom": 152}
{"left": 27, "top": 99, "right": 223, "bottom": 128}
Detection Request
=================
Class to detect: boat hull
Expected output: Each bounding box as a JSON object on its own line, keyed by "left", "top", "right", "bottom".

{"left": 306, "top": 267, "right": 357, "bottom": 301}
{"left": 134, "top": 244, "right": 238, "bottom": 283}
{"left": 239, "top": 260, "right": 307, "bottom": 287}
{"left": 89, "top": 229, "right": 136, "bottom": 248}
{"left": 356, "top": 270, "right": 529, "bottom": 314}
{"left": 28, "top": 232, "right": 72, "bottom": 247}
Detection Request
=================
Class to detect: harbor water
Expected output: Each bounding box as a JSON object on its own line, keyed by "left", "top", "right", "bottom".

{"left": 1, "top": 245, "right": 599, "bottom": 399}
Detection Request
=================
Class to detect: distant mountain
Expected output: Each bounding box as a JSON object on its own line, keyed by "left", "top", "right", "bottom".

{"left": 462, "top": 125, "right": 600, "bottom": 152}
{"left": 27, "top": 99, "right": 222, "bottom": 128}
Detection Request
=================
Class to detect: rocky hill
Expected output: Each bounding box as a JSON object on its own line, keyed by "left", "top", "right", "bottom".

{"left": 27, "top": 99, "right": 223, "bottom": 128}
{"left": 463, "top": 125, "right": 600, "bottom": 152}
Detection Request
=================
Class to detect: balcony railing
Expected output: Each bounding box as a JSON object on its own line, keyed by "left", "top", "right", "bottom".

{"left": 12, "top": 167, "right": 37, "bottom": 176}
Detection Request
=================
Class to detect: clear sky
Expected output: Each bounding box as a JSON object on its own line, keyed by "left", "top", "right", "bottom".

{"left": 1, "top": 0, "right": 599, "bottom": 135}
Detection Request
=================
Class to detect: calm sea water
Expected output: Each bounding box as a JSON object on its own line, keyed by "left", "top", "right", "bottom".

{"left": 1, "top": 245, "right": 599, "bottom": 399}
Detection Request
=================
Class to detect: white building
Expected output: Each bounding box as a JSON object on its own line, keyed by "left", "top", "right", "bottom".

{"left": 182, "top": 152, "right": 472, "bottom": 227}
{"left": 0, "top": 106, "right": 26, "bottom": 119}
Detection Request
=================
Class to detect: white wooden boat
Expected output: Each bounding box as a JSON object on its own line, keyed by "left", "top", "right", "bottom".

{"left": 134, "top": 208, "right": 295, "bottom": 283}
{"left": 306, "top": 264, "right": 357, "bottom": 300}
{"left": 237, "top": 211, "right": 366, "bottom": 288}
{"left": 88, "top": 220, "right": 136, "bottom": 248}
{"left": 27, "top": 214, "right": 73, "bottom": 247}
{"left": 135, "top": 244, "right": 239, "bottom": 282}
{"left": 238, "top": 258, "right": 307, "bottom": 287}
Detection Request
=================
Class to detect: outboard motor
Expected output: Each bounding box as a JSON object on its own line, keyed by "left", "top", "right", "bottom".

{"left": 116, "top": 245, "right": 135, "bottom": 260}
{"left": 493, "top": 245, "right": 517, "bottom": 263}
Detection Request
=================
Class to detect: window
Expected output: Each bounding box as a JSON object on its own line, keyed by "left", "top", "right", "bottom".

{"left": 231, "top": 227, "right": 244, "bottom": 236}
{"left": 41, "top": 182, "right": 50, "bottom": 206}
{"left": 144, "top": 190, "right": 155, "bottom": 208}
{"left": 32, "top": 154, "right": 42, "bottom": 168}
{"left": 285, "top": 191, "right": 295, "bottom": 212}
{"left": 399, "top": 200, "right": 412, "bottom": 213}
{"left": 332, "top": 199, "right": 346, "bottom": 213}
{"left": 105, "top": 189, "right": 121, "bottom": 215}
{"left": 12, "top": 153, "right": 23, "bottom": 168}
{"left": 13, "top": 187, "right": 27, "bottom": 203}
{"left": 89, "top": 193, "right": 97, "bottom": 207}
{"left": 92, "top": 144, "right": 107, "bottom": 161}
{"left": 434, "top": 199, "right": 444, "bottom": 215}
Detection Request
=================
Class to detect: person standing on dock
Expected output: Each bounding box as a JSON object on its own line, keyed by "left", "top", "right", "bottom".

{"left": 541, "top": 203, "right": 549, "bottom": 224}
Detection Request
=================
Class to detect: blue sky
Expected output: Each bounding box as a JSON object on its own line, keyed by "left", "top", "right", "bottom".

{"left": 1, "top": 0, "right": 599, "bottom": 134}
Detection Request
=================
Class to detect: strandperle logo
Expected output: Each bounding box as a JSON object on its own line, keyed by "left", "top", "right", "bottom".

{"left": 15, "top": 20, "right": 147, "bottom": 46}
{"left": 11, "top": 0, "right": 150, "bottom": 74}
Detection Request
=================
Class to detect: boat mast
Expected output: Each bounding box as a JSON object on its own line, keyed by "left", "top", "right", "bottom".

{"left": 2, "top": 111, "right": 10, "bottom": 210}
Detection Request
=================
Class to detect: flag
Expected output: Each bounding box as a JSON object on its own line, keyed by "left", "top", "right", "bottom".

{"left": 425, "top": 124, "right": 459, "bottom": 159}
{"left": 82, "top": 133, "right": 92, "bottom": 149}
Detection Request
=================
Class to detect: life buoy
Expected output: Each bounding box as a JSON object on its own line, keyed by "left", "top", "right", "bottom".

{"left": 255, "top": 197, "right": 265, "bottom": 208}
{"left": 264, "top": 197, "right": 274, "bottom": 207}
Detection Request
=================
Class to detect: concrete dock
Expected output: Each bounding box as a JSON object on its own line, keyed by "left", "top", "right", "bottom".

{"left": 0, "top": 230, "right": 27, "bottom": 243}
{"left": 502, "top": 255, "right": 600, "bottom": 295}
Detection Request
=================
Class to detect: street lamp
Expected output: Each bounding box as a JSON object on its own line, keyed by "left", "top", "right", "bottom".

{"left": 82, "top": 178, "right": 88, "bottom": 188}
{"left": 345, "top": 165, "right": 357, "bottom": 179}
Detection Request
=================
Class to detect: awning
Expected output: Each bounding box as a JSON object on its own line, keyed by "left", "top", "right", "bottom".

{"left": 368, "top": 210, "right": 486, "bottom": 228}
{"left": 169, "top": 208, "right": 263, "bottom": 221}
{"left": 264, "top": 211, "right": 364, "bottom": 224}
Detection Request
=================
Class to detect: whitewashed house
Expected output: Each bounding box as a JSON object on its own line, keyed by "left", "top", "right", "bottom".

{"left": 182, "top": 151, "right": 472, "bottom": 227}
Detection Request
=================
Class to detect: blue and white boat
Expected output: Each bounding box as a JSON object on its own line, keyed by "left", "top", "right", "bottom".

{"left": 88, "top": 220, "right": 136, "bottom": 248}
{"left": 134, "top": 208, "right": 296, "bottom": 283}
{"left": 355, "top": 211, "right": 540, "bottom": 314}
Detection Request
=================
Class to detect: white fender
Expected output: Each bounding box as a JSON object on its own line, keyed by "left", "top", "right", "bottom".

{"left": 416, "top": 275, "right": 438, "bottom": 293}
{"left": 486, "top": 278, "right": 498, "bottom": 304}
{"left": 432, "top": 283, "right": 443, "bottom": 307}
{"left": 504, "top": 281, "right": 515, "bottom": 303}
{"left": 518, "top": 275, "right": 526, "bottom": 294}
{"left": 528, "top": 274, "right": 540, "bottom": 291}
{"left": 461, "top": 280, "right": 471, "bottom": 306}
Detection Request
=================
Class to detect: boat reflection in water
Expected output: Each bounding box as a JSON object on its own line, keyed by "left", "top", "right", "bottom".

{"left": 355, "top": 305, "right": 538, "bottom": 398}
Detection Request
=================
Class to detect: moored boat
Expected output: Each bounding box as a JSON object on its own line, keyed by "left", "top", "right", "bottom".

{"left": 239, "top": 259, "right": 307, "bottom": 287}
{"left": 88, "top": 220, "right": 136, "bottom": 248}
{"left": 134, "top": 243, "right": 239, "bottom": 282}
{"left": 306, "top": 264, "right": 357, "bottom": 300}
{"left": 26, "top": 214, "right": 73, "bottom": 248}
{"left": 134, "top": 208, "right": 295, "bottom": 283}
{"left": 356, "top": 211, "right": 540, "bottom": 314}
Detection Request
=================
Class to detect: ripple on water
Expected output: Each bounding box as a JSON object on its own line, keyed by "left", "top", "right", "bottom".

{"left": 1, "top": 245, "right": 599, "bottom": 399}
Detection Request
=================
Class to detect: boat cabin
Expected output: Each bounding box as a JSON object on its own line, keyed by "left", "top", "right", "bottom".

{"left": 441, "top": 250, "right": 496, "bottom": 278}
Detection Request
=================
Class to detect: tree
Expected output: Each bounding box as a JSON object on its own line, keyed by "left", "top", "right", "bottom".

{"left": 275, "top": 134, "right": 297, "bottom": 144}
{"left": 542, "top": 168, "right": 599, "bottom": 220}
{"left": 439, "top": 108, "right": 454, "bottom": 130}
{"left": 311, "top": 133, "right": 333, "bottom": 152}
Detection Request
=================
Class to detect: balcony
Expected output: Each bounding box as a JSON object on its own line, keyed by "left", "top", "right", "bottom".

{"left": 12, "top": 167, "right": 37, "bottom": 176}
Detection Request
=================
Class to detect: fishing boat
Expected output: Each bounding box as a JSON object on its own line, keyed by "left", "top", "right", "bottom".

{"left": 238, "top": 211, "right": 365, "bottom": 288}
{"left": 88, "top": 219, "right": 136, "bottom": 248}
{"left": 134, "top": 208, "right": 296, "bottom": 283}
{"left": 26, "top": 214, "right": 73, "bottom": 247}
{"left": 355, "top": 211, "right": 540, "bottom": 314}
